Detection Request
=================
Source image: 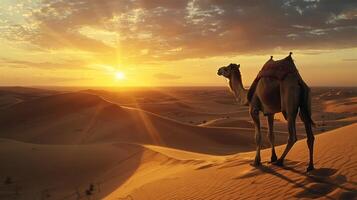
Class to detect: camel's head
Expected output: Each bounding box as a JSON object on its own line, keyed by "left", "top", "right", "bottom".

{"left": 217, "top": 63, "right": 240, "bottom": 78}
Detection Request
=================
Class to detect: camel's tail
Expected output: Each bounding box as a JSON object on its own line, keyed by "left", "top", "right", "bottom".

{"left": 299, "top": 79, "right": 316, "bottom": 127}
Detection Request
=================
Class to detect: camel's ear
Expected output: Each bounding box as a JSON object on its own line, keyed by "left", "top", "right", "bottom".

{"left": 229, "top": 63, "right": 239, "bottom": 68}
{"left": 229, "top": 63, "right": 240, "bottom": 69}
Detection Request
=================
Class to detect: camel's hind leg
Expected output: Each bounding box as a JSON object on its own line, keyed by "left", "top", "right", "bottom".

{"left": 300, "top": 113, "right": 315, "bottom": 171}
{"left": 299, "top": 84, "right": 315, "bottom": 171}
{"left": 305, "top": 121, "right": 315, "bottom": 171}
{"left": 275, "top": 112, "right": 298, "bottom": 166}
{"left": 275, "top": 80, "right": 300, "bottom": 166}
{"left": 267, "top": 114, "right": 277, "bottom": 162}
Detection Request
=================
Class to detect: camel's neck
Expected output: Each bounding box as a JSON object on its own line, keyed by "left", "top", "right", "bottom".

{"left": 229, "top": 71, "right": 248, "bottom": 105}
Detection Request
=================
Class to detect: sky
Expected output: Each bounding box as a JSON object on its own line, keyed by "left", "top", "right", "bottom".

{"left": 0, "top": 0, "right": 356, "bottom": 87}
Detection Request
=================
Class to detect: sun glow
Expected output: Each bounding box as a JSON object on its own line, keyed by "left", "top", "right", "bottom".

{"left": 115, "top": 71, "right": 126, "bottom": 80}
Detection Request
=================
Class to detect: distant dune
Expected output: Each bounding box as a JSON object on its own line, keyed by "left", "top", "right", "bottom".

{"left": 325, "top": 97, "right": 357, "bottom": 113}
{"left": 200, "top": 118, "right": 254, "bottom": 128}
{"left": 0, "top": 92, "right": 259, "bottom": 154}
{"left": 0, "top": 87, "right": 58, "bottom": 108}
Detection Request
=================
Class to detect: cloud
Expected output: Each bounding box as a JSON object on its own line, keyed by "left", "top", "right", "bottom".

{"left": 153, "top": 73, "right": 181, "bottom": 80}
{"left": 2, "top": 0, "right": 357, "bottom": 62}
{"left": 0, "top": 58, "right": 91, "bottom": 70}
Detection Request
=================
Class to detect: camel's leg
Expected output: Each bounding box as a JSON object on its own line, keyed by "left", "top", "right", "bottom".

{"left": 250, "top": 106, "right": 261, "bottom": 166}
{"left": 305, "top": 122, "right": 315, "bottom": 171}
{"left": 301, "top": 116, "right": 315, "bottom": 171}
{"left": 275, "top": 80, "right": 300, "bottom": 167}
{"left": 275, "top": 113, "right": 297, "bottom": 166}
{"left": 267, "top": 114, "right": 277, "bottom": 162}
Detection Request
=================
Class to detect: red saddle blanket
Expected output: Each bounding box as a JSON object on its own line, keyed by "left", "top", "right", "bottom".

{"left": 247, "top": 54, "right": 299, "bottom": 102}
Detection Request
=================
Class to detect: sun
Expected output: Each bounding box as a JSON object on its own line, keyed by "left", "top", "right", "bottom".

{"left": 115, "top": 71, "right": 125, "bottom": 80}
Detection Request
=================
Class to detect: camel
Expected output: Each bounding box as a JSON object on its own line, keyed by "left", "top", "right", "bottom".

{"left": 217, "top": 52, "right": 315, "bottom": 172}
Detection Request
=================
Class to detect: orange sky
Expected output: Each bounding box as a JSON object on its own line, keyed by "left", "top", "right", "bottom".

{"left": 0, "top": 0, "right": 356, "bottom": 87}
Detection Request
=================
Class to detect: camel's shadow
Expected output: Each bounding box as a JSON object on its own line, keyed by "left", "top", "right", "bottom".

{"left": 234, "top": 160, "right": 357, "bottom": 199}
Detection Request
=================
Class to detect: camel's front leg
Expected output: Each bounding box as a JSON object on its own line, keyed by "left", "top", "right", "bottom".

{"left": 267, "top": 114, "right": 277, "bottom": 162}
{"left": 250, "top": 106, "right": 261, "bottom": 166}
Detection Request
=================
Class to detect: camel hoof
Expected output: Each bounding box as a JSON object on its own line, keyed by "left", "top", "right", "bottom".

{"left": 251, "top": 162, "right": 261, "bottom": 167}
{"left": 306, "top": 165, "right": 315, "bottom": 172}
{"left": 250, "top": 160, "right": 261, "bottom": 167}
{"left": 273, "top": 159, "right": 284, "bottom": 167}
{"left": 270, "top": 155, "right": 278, "bottom": 163}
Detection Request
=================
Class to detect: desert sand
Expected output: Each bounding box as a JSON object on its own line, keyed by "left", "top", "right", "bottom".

{"left": 0, "top": 87, "right": 356, "bottom": 199}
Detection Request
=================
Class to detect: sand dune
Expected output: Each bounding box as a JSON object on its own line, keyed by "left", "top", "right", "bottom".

{"left": 0, "top": 86, "right": 55, "bottom": 95}
{"left": 0, "top": 87, "right": 57, "bottom": 108}
{"left": 0, "top": 92, "right": 259, "bottom": 154}
{"left": 317, "top": 88, "right": 356, "bottom": 101}
{"left": 325, "top": 97, "right": 357, "bottom": 113}
{"left": 1, "top": 124, "right": 355, "bottom": 199}
{"left": 83, "top": 88, "right": 250, "bottom": 126}
{"left": 83, "top": 87, "right": 356, "bottom": 134}
{"left": 0, "top": 95, "right": 22, "bottom": 108}
{"left": 106, "top": 123, "right": 357, "bottom": 200}
{"left": 200, "top": 118, "right": 254, "bottom": 129}
{"left": 0, "top": 139, "right": 203, "bottom": 199}
{"left": 1, "top": 90, "right": 353, "bottom": 152}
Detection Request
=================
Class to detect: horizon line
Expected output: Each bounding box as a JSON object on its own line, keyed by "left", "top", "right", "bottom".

{"left": 0, "top": 85, "right": 356, "bottom": 88}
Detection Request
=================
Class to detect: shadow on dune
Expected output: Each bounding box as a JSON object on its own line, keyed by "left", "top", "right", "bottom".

{"left": 0, "top": 141, "right": 144, "bottom": 200}
{"left": 234, "top": 161, "right": 356, "bottom": 199}
{"left": 82, "top": 145, "right": 145, "bottom": 200}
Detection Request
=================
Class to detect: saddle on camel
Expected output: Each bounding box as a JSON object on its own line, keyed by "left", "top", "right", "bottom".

{"left": 247, "top": 52, "right": 310, "bottom": 116}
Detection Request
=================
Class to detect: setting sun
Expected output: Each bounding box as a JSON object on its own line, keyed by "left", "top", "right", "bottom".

{"left": 115, "top": 72, "right": 125, "bottom": 80}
